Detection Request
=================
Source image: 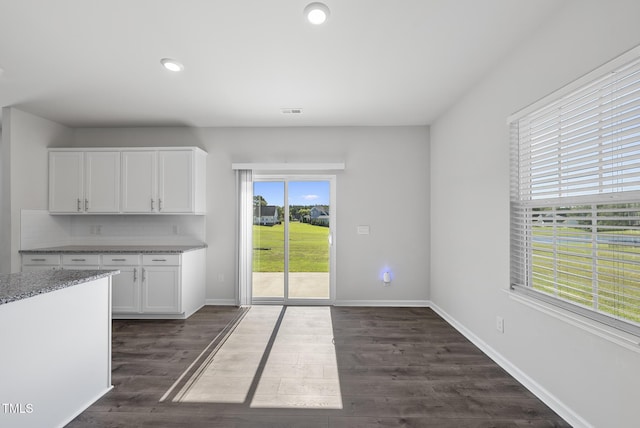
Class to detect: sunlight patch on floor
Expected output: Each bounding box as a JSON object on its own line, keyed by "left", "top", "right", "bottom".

{"left": 251, "top": 306, "right": 342, "bottom": 409}
{"left": 173, "top": 306, "right": 342, "bottom": 409}
{"left": 174, "top": 306, "right": 281, "bottom": 403}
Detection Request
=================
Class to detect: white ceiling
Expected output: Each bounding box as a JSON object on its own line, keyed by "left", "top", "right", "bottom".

{"left": 0, "top": 0, "right": 566, "bottom": 128}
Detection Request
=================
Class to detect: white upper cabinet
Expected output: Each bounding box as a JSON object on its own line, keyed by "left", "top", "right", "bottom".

{"left": 50, "top": 147, "right": 206, "bottom": 215}
{"left": 122, "top": 151, "right": 157, "bottom": 213}
{"left": 122, "top": 148, "right": 206, "bottom": 214}
{"left": 49, "top": 151, "right": 84, "bottom": 213}
{"left": 158, "top": 150, "right": 193, "bottom": 213}
{"left": 49, "top": 151, "right": 120, "bottom": 214}
{"left": 85, "top": 152, "right": 121, "bottom": 213}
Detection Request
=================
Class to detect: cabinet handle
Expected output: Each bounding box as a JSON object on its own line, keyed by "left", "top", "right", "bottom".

{"left": 85, "top": 198, "right": 89, "bottom": 211}
{"left": 152, "top": 259, "right": 167, "bottom": 262}
{"left": 133, "top": 267, "right": 137, "bottom": 282}
{"left": 159, "top": 198, "right": 163, "bottom": 211}
{"left": 77, "top": 198, "right": 82, "bottom": 212}
{"left": 112, "top": 258, "right": 126, "bottom": 262}
{"left": 31, "top": 258, "right": 46, "bottom": 262}
{"left": 71, "top": 258, "right": 86, "bottom": 262}
{"left": 142, "top": 268, "right": 146, "bottom": 282}
{"left": 151, "top": 198, "right": 155, "bottom": 211}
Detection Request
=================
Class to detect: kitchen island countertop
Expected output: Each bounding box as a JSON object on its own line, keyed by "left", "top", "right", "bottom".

{"left": 0, "top": 270, "right": 119, "bottom": 305}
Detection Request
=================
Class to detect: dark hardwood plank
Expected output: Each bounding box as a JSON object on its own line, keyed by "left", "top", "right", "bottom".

{"left": 66, "top": 306, "right": 570, "bottom": 427}
{"left": 329, "top": 417, "right": 568, "bottom": 428}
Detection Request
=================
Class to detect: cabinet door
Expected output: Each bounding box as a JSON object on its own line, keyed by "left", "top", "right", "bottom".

{"left": 141, "top": 266, "right": 180, "bottom": 313}
{"left": 112, "top": 266, "right": 140, "bottom": 313}
{"left": 49, "top": 151, "right": 84, "bottom": 213}
{"left": 158, "top": 151, "right": 193, "bottom": 213}
{"left": 122, "top": 151, "right": 157, "bottom": 213}
{"left": 85, "top": 151, "right": 120, "bottom": 213}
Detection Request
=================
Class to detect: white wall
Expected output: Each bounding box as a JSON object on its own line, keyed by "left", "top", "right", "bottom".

{"left": 20, "top": 209, "right": 206, "bottom": 250}
{"left": 429, "top": 1, "right": 640, "bottom": 427}
{"left": 0, "top": 107, "right": 72, "bottom": 272}
{"left": 73, "top": 126, "right": 431, "bottom": 305}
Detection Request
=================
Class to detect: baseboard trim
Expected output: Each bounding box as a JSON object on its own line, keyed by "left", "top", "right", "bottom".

{"left": 429, "top": 302, "right": 591, "bottom": 428}
{"left": 333, "top": 299, "right": 431, "bottom": 307}
{"left": 205, "top": 299, "right": 238, "bottom": 306}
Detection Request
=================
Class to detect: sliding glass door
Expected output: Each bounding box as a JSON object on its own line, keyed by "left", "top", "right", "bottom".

{"left": 252, "top": 180, "right": 285, "bottom": 299}
{"left": 252, "top": 176, "right": 334, "bottom": 304}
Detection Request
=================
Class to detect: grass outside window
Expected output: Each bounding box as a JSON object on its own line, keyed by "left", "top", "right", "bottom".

{"left": 253, "top": 222, "right": 329, "bottom": 273}
{"left": 531, "top": 224, "right": 640, "bottom": 324}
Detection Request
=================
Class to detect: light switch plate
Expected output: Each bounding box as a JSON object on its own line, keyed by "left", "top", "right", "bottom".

{"left": 357, "top": 225, "right": 370, "bottom": 235}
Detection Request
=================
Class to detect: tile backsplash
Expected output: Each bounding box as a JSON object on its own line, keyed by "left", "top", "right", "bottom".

{"left": 21, "top": 210, "right": 206, "bottom": 249}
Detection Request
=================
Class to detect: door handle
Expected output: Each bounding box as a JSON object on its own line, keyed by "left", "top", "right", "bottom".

{"left": 85, "top": 198, "right": 89, "bottom": 211}
{"left": 159, "top": 198, "right": 163, "bottom": 211}
{"left": 77, "top": 198, "right": 82, "bottom": 212}
{"left": 142, "top": 268, "right": 146, "bottom": 282}
{"left": 151, "top": 198, "right": 155, "bottom": 211}
{"left": 71, "top": 258, "right": 86, "bottom": 262}
{"left": 133, "top": 268, "right": 137, "bottom": 282}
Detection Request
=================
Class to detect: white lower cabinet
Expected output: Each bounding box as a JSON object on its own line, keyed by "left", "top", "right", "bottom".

{"left": 111, "top": 267, "right": 140, "bottom": 313}
{"left": 140, "top": 255, "right": 180, "bottom": 313}
{"left": 102, "top": 255, "right": 141, "bottom": 313}
{"left": 142, "top": 265, "right": 180, "bottom": 313}
{"left": 21, "top": 248, "right": 205, "bottom": 319}
{"left": 107, "top": 250, "right": 204, "bottom": 319}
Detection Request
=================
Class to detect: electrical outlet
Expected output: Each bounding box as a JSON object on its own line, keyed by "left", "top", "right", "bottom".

{"left": 496, "top": 316, "right": 504, "bottom": 333}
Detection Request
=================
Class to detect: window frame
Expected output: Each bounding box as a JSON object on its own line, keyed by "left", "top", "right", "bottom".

{"left": 509, "top": 45, "right": 640, "bottom": 338}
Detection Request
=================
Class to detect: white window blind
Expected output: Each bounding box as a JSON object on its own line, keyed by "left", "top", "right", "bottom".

{"left": 510, "top": 53, "right": 640, "bottom": 336}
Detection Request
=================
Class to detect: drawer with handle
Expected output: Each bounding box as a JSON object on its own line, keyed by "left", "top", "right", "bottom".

{"left": 61, "top": 254, "right": 101, "bottom": 266}
{"left": 102, "top": 254, "right": 140, "bottom": 266}
{"left": 142, "top": 254, "right": 180, "bottom": 266}
{"left": 23, "top": 254, "right": 61, "bottom": 265}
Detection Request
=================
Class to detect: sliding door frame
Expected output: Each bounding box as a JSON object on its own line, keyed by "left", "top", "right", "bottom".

{"left": 251, "top": 174, "right": 336, "bottom": 306}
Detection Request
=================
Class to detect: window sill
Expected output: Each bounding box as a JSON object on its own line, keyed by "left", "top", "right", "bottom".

{"left": 505, "top": 288, "right": 640, "bottom": 353}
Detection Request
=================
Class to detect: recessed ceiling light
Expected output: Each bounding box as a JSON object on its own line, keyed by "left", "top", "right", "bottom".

{"left": 160, "top": 58, "right": 184, "bottom": 72}
{"left": 304, "top": 2, "right": 330, "bottom": 25}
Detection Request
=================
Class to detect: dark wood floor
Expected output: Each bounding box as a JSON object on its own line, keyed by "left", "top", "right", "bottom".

{"left": 68, "top": 306, "right": 570, "bottom": 427}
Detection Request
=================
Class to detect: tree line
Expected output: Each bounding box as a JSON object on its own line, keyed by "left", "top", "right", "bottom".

{"left": 254, "top": 195, "right": 328, "bottom": 222}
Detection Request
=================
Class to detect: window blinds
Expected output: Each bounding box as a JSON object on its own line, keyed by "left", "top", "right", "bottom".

{"left": 510, "top": 54, "right": 640, "bottom": 336}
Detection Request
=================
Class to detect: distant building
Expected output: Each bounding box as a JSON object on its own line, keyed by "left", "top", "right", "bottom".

{"left": 254, "top": 205, "right": 278, "bottom": 225}
{"left": 309, "top": 205, "right": 330, "bottom": 226}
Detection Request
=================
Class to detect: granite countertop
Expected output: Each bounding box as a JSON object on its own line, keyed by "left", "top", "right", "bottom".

{"left": 19, "top": 244, "right": 207, "bottom": 254}
{"left": 0, "top": 270, "right": 120, "bottom": 305}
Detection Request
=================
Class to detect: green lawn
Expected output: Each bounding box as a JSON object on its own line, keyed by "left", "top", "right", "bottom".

{"left": 253, "top": 222, "right": 329, "bottom": 272}
{"left": 532, "top": 226, "right": 640, "bottom": 324}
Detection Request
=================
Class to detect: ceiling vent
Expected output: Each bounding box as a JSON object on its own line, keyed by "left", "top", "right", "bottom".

{"left": 281, "top": 108, "right": 303, "bottom": 114}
